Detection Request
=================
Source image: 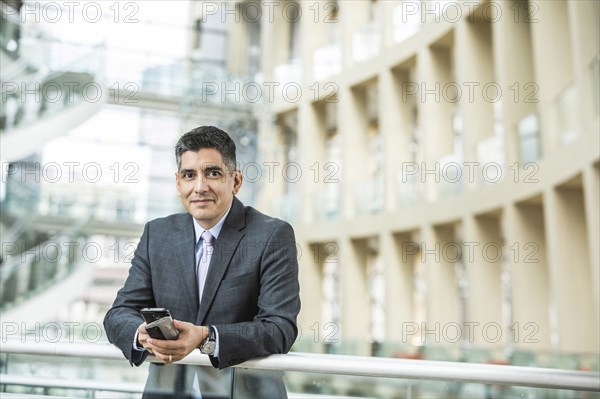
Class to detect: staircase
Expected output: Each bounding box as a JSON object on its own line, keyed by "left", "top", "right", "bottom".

{"left": 0, "top": 2, "right": 105, "bottom": 162}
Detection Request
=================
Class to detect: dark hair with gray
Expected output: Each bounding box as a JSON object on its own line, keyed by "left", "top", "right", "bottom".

{"left": 175, "top": 126, "right": 237, "bottom": 171}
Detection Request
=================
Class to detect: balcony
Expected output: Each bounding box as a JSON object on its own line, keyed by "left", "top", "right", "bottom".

{"left": 0, "top": 339, "right": 598, "bottom": 398}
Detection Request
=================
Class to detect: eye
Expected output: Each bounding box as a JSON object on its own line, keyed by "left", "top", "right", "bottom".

{"left": 182, "top": 172, "right": 195, "bottom": 180}
{"left": 206, "top": 170, "right": 223, "bottom": 179}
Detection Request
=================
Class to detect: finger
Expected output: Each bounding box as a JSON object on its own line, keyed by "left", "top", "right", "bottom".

{"left": 172, "top": 319, "right": 184, "bottom": 329}
{"left": 146, "top": 340, "right": 186, "bottom": 357}
{"left": 146, "top": 341, "right": 188, "bottom": 359}
{"left": 138, "top": 322, "right": 147, "bottom": 334}
{"left": 146, "top": 338, "right": 177, "bottom": 350}
{"left": 156, "top": 351, "right": 176, "bottom": 364}
{"left": 172, "top": 319, "right": 192, "bottom": 332}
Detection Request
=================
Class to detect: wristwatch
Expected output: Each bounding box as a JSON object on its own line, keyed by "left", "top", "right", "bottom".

{"left": 199, "top": 326, "right": 216, "bottom": 355}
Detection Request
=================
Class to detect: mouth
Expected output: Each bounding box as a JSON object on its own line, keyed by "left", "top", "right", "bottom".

{"left": 190, "top": 198, "right": 215, "bottom": 205}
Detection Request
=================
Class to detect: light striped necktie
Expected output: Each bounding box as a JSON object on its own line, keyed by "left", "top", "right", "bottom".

{"left": 196, "top": 230, "right": 215, "bottom": 302}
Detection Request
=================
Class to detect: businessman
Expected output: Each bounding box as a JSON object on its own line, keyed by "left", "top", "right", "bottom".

{"left": 104, "top": 126, "right": 301, "bottom": 398}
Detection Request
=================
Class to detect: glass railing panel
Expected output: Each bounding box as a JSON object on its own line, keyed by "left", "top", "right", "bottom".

{"left": 313, "top": 43, "right": 342, "bottom": 82}
{"left": 396, "top": 172, "right": 425, "bottom": 207}
{"left": 2, "top": 341, "right": 599, "bottom": 398}
{"left": 313, "top": 188, "right": 340, "bottom": 221}
{"left": 434, "top": 153, "right": 463, "bottom": 199}
{"left": 476, "top": 134, "right": 505, "bottom": 186}
{"left": 272, "top": 370, "right": 600, "bottom": 399}
{"left": 0, "top": 38, "right": 106, "bottom": 133}
{"left": 105, "top": 49, "right": 186, "bottom": 98}
{"left": 2, "top": 351, "right": 147, "bottom": 398}
{"left": 1, "top": 69, "right": 104, "bottom": 132}
{"left": 0, "top": 222, "right": 89, "bottom": 311}
{"left": 352, "top": 23, "right": 381, "bottom": 64}
{"left": 273, "top": 58, "right": 303, "bottom": 86}
{"left": 592, "top": 54, "right": 600, "bottom": 117}
{"left": 354, "top": 179, "right": 384, "bottom": 216}
{"left": 1, "top": 345, "right": 237, "bottom": 399}
{"left": 557, "top": 82, "right": 578, "bottom": 145}
{"left": 182, "top": 64, "right": 256, "bottom": 112}
{"left": 0, "top": 3, "right": 22, "bottom": 59}
{"left": 518, "top": 112, "right": 542, "bottom": 163}
{"left": 270, "top": 193, "right": 299, "bottom": 223}
{"left": 1, "top": 171, "right": 184, "bottom": 225}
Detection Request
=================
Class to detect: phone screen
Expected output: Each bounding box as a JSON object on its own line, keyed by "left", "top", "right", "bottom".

{"left": 141, "top": 308, "right": 171, "bottom": 323}
{"left": 140, "top": 308, "right": 179, "bottom": 340}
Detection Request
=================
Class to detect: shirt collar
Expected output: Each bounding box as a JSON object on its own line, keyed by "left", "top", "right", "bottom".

{"left": 193, "top": 204, "right": 232, "bottom": 245}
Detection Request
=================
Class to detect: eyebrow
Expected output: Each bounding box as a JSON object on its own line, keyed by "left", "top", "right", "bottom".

{"left": 203, "top": 165, "right": 224, "bottom": 172}
{"left": 179, "top": 165, "right": 224, "bottom": 175}
{"left": 179, "top": 169, "right": 196, "bottom": 176}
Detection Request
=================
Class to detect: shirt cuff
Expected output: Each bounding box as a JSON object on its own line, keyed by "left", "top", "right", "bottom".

{"left": 212, "top": 325, "right": 220, "bottom": 358}
{"left": 133, "top": 328, "right": 145, "bottom": 352}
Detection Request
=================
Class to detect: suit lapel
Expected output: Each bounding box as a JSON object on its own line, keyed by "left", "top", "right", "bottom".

{"left": 197, "top": 197, "right": 246, "bottom": 324}
{"left": 173, "top": 215, "right": 199, "bottom": 317}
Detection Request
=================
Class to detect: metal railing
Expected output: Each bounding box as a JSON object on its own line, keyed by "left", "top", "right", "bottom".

{"left": 1, "top": 340, "right": 598, "bottom": 393}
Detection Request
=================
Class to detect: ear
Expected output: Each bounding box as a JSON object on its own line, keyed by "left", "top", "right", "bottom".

{"left": 232, "top": 170, "right": 243, "bottom": 195}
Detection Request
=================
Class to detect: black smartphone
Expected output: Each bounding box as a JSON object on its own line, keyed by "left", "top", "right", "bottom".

{"left": 141, "top": 308, "right": 171, "bottom": 323}
{"left": 140, "top": 308, "right": 179, "bottom": 340}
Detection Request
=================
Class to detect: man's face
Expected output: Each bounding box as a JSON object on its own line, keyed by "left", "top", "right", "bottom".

{"left": 176, "top": 148, "right": 242, "bottom": 229}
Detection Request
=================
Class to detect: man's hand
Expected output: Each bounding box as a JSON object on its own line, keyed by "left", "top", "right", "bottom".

{"left": 137, "top": 323, "right": 152, "bottom": 354}
{"left": 145, "top": 320, "right": 208, "bottom": 364}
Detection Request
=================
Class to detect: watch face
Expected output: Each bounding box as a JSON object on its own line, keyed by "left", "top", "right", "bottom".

{"left": 202, "top": 340, "right": 216, "bottom": 355}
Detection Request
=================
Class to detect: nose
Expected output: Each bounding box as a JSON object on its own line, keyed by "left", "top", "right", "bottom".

{"left": 193, "top": 175, "right": 210, "bottom": 193}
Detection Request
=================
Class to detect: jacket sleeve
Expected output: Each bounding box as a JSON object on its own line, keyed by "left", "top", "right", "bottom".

{"left": 103, "top": 223, "right": 155, "bottom": 366}
{"left": 210, "top": 221, "right": 301, "bottom": 369}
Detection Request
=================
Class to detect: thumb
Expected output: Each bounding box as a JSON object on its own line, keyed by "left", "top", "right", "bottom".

{"left": 173, "top": 319, "right": 188, "bottom": 330}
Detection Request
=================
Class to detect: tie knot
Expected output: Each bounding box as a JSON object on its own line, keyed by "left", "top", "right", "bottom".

{"left": 201, "top": 231, "right": 215, "bottom": 246}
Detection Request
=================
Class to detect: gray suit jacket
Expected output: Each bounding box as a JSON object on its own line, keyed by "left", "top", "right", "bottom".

{"left": 104, "top": 197, "right": 300, "bottom": 397}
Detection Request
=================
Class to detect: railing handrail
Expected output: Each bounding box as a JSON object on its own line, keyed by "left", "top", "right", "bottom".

{"left": 1, "top": 339, "right": 598, "bottom": 392}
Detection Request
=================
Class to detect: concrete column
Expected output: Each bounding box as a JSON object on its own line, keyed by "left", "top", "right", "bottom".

{"left": 567, "top": 0, "right": 600, "bottom": 131}
{"left": 455, "top": 16, "right": 495, "bottom": 163}
{"left": 530, "top": 0, "right": 574, "bottom": 155}
{"left": 583, "top": 164, "right": 600, "bottom": 325}
{"left": 422, "top": 224, "right": 461, "bottom": 345}
{"left": 491, "top": 0, "right": 537, "bottom": 166}
{"left": 298, "top": 102, "right": 326, "bottom": 223}
{"left": 383, "top": 232, "right": 418, "bottom": 347}
{"left": 297, "top": 241, "right": 323, "bottom": 345}
{"left": 339, "top": 237, "right": 370, "bottom": 355}
{"left": 462, "top": 214, "right": 503, "bottom": 346}
{"left": 379, "top": 68, "right": 407, "bottom": 212}
{"left": 417, "top": 46, "right": 454, "bottom": 201}
{"left": 339, "top": 85, "right": 367, "bottom": 218}
{"left": 503, "top": 202, "right": 551, "bottom": 350}
{"left": 544, "top": 185, "right": 598, "bottom": 353}
{"left": 381, "top": 0, "right": 396, "bottom": 49}
{"left": 226, "top": 6, "right": 248, "bottom": 75}
{"left": 338, "top": 1, "right": 368, "bottom": 68}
